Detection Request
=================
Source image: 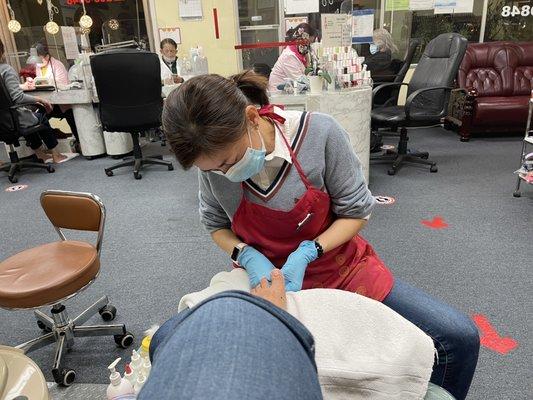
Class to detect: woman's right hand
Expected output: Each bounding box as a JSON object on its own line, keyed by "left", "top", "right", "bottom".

{"left": 237, "top": 246, "right": 276, "bottom": 288}
{"left": 35, "top": 97, "right": 53, "bottom": 114}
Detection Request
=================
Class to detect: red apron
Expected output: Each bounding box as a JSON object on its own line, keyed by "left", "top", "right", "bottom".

{"left": 231, "top": 109, "right": 394, "bottom": 301}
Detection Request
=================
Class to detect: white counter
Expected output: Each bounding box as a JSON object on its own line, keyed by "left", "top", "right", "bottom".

{"left": 270, "top": 87, "right": 372, "bottom": 182}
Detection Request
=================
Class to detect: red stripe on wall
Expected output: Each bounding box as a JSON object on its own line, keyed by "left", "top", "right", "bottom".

{"left": 213, "top": 8, "right": 220, "bottom": 39}
{"left": 234, "top": 40, "right": 307, "bottom": 50}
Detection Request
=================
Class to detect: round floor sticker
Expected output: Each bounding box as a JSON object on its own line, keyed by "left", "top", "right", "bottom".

{"left": 381, "top": 144, "right": 396, "bottom": 151}
{"left": 374, "top": 195, "right": 396, "bottom": 205}
{"left": 5, "top": 184, "right": 28, "bottom": 192}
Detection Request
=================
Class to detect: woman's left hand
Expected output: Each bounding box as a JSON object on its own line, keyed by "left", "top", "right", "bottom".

{"left": 281, "top": 240, "right": 318, "bottom": 292}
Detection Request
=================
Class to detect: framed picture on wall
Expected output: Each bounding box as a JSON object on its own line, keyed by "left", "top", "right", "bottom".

{"left": 159, "top": 28, "right": 182, "bottom": 45}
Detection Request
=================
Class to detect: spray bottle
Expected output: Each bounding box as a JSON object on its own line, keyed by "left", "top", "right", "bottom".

{"left": 106, "top": 358, "right": 135, "bottom": 400}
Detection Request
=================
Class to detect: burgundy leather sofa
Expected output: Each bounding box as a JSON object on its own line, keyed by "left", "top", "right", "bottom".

{"left": 449, "top": 41, "right": 532, "bottom": 141}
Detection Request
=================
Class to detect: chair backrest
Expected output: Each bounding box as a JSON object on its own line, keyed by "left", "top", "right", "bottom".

{"left": 457, "top": 41, "right": 533, "bottom": 97}
{"left": 90, "top": 49, "right": 163, "bottom": 132}
{"left": 394, "top": 38, "right": 421, "bottom": 83}
{"left": 409, "top": 33, "right": 467, "bottom": 114}
{"left": 0, "top": 72, "right": 16, "bottom": 137}
{"left": 40, "top": 190, "right": 106, "bottom": 252}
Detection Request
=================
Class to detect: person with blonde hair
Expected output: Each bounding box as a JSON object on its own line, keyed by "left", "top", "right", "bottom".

{"left": 365, "top": 28, "right": 399, "bottom": 78}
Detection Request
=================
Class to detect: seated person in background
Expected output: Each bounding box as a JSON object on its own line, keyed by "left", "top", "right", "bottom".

{"left": 32, "top": 42, "right": 80, "bottom": 148}
{"left": 0, "top": 39, "right": 67, "bottom": 163}
{"left": 160, "top": 38, "right": 184, "bottom": 85}
{"left": 365, "top": 28, "right": 399, "bottom": 79}
{"left": 268, "top": 23, "right": 318, "bottom": 91}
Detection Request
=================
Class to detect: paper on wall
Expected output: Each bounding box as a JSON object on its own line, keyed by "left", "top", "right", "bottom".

{"left": 159, "top": 27, "right": 182, "bottom": 45}
{"left": 352, "top": 9, "right": 375, "bottom": 44}
{"left": 285, "top": 0, "right": 319, "bottom": 14}
{"left": 179, "top": 0, "right": 203, "bottom": 19}
{"left": 321, "top": 14, "right": 352, "bottom": 47}
{"left": 434, "top": 0, "right": 472, "bottom": 13}
{"left": 285, "top": 16, "right": 309, "bottom": 33}
{"left": 385, "top": 0, "right": 410, "bottom": 11}
{"left": 409, "top": 0, "right": 435, "bottom": 11}
{"left": 61, "top": 26, "right": 79, "bottom": 60}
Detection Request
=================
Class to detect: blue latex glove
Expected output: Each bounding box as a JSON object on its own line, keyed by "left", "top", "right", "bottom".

{"left": 281, "top": 240, "right": 318, "bottom": 292}
{"left": 237, "top": 246, "right": 275, "bottom": 288}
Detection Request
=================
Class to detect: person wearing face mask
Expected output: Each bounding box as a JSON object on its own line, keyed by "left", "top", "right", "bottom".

{"left": 364, "top": 28, "right": 398, "bottom": 79}
{"left": 268, "top": 23, "right": 317, "bottom": 92}
{"left": 33, "top": 42, "right": 80, "bottom": 151}
{"left": 160, "top": 38, "right": 184, "bottom": 85}
{"left": 162, "top": 70, "right": 480, "bottom": 400}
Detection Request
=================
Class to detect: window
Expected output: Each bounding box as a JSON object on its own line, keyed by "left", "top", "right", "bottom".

{"left": 484, "top": 0, "right": 533, "bottom": 41}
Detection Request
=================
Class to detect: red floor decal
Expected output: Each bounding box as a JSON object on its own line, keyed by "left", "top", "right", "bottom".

{"left": 421, "top": 216, "right": 448, "bottom": 229}
{"left": 472, "top": 314, "right": 518, "bottom": 355}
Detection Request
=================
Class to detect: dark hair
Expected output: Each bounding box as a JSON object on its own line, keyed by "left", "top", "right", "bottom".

{"left": 163, "top": 70, "right": 269, "bottom": 170}
{"left": 35, "top": 42, "right": 49, "bottom": 57}
{"left": 288, "top": 23, "right": 318, "bottom": 41}
{"left": 0, "top": 39, "right": 4, "bottom": 59}
{"left": 160, "top": 38, "right": 177, "bottom": 50}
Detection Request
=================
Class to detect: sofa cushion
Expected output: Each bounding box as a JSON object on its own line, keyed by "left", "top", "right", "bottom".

{"left": 512, "top": 42, "right": 533, "bottom": 96}
{"left": 465, "top": 68, "right": 504, "bottom": 96}
{"left": 473, "top": 96, "right": 530, "bottom": 126}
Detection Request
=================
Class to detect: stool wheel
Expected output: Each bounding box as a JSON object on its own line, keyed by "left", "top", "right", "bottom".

{"left": 134, "top": 171, "right": 142, "bottom": 180}
{"left": 37, "top": 320, "right": 52, "bottom": 332}
{"left": 105, "top": 169, "right": 114, "bottom": 177}
{"left": 47, "top": 165, "right": 55, "bottom": 173}
{"left": 387, "top": 168, "right": 396, "bottom": 176}
{"left": 99, "top": 304, "right": 117, "bottom": 322}
{"left": 115, "top": 332, "right": 135, "bottom": 349}
{"left": 53, "top": 367, "right": 76, "bottom": 387}
{"left": 430, "top": 165, "right": 438, "bottom": 173}
{"left": 168, "top": 164, "right": 174, "bottom": 171}
{"left": 513, "top": 190, "right": 521, "bottom": 198}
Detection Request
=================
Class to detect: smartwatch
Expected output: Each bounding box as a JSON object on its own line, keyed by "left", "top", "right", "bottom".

{"left": 231, "top": 243, "right": 247, "bottom": 265}
{"left": 314, "top": 240, "right": 324, "bottom": 258}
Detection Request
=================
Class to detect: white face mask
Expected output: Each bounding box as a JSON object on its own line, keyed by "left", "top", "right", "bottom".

{"left": 162, "top": 55, "right": 176, "bottom": 63}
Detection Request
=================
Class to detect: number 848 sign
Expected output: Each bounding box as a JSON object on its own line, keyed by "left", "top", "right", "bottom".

{"left": 501, "top": 5, "right": 533, "bottom": 16}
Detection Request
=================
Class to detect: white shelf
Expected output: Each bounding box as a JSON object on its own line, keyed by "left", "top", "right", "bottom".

{"left": 525, "top": 137, "right": 533, "bottom": 145}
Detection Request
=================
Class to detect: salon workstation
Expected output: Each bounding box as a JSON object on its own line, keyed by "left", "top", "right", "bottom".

{"left": 0, "top": 0, "right": 531, "bottom": 399}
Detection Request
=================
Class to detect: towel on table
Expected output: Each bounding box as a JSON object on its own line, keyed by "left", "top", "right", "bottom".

{"left": 178, "top": 269, "right": 435, "bottom": 400}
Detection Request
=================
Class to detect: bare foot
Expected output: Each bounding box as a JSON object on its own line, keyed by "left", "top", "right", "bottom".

{"left": 52, "top": 152, "right": 67, "bottom": 163}
{"left": 33, "top": 148, "right": 51, "bottom": 162}
{"left": 251, "top": 270, "right": 287, "bottom": 310}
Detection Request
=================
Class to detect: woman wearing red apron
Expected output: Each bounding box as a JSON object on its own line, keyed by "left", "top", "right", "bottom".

{"left": 162, "top": 71, "right": 479, "bottom": 400}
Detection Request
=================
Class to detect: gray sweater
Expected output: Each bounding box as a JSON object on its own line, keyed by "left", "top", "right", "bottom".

{"left": 199, "top": 111, "right": 375, "bottom": 233}
{"left": 0, "top": 63, "right": 38, "bottom": 127}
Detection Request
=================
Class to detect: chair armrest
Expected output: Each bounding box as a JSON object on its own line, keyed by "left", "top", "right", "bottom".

{"left": 372, "top": 82, "right": 408, "bottom": 97}
{"left": 10, "top": 102, "right": 47, "bottom": 114}
{"left": 404, "top": 86, "right": 453, "bottom": 119}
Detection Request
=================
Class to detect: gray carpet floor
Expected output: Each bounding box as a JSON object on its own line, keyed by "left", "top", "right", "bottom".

{"left": 0, "top": 128, "right": 531, "bottom": 399}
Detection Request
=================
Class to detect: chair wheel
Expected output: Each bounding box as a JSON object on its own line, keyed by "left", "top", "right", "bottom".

{"left": 53, "top": 367, "right": 76, "bottom": 386}
{"left": 513, "top": 191, "right": 521, "bottom": 198}
{"left": 47, "top": 165, "right": 55, "bottom": 173}
{"left": 421, "top": 154, "right": 429, "bottom": 160}
{"left": 168, "top": 164, "right": 174, "bottom": 171}
{"left": 37, "top": 320, "right": 52, "bottom": 332}
{"left": 430, "top": 165, "right": 438, "bottom": 173}
{"left": 134, "top": 172, "right": 142, "bottom": 180}
{"left": 387, "top": 168, "right": 396, "bottom": 176}
{"left": 99, "top": 304, "right": 117, "bottom": 321}
{"left": 8, "top": 176, "right": 18, "bottom": 183}
{"left": 115, "top": 332, "right": 135, "bottom": 348}
{"left": 105, "top": 169, "right": 114, "bottom": 177}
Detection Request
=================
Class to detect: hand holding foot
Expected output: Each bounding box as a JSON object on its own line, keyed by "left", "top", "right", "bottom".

{"left": 251, "top": 269, "right": 287, "bottom": 310}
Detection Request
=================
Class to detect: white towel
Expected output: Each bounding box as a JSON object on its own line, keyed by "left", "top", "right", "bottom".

{"left": 178, "top": 269, "right": 435, "bottom": 400}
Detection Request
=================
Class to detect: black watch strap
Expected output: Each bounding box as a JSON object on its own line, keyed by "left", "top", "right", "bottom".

{"left": 314, "top": 241, "right": 324, "bottom": 258}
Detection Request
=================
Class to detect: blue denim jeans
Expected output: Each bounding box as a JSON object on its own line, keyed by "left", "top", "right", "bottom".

{"left": 383, "top": 279, "right": 480, "bottom": 400}
{"left": 139, "top": 291, "right": 323, "bottom": 400}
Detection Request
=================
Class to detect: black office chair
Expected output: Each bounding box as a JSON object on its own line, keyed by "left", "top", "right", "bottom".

{"left": 372, "top": 38, "right": 422, "bottom": 107}
{"left": 371, "top": 33, "right": 467, "bottom": 175}
{"left": 90, "top": 49, "right": 173, "bottom": 179}
{"left": 0, "top": 76, "right": 55, "bottom": 183}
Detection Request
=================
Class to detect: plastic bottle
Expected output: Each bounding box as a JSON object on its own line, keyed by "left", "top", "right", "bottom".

{"left": 141, "top": 359, "right": 151, "bottom": 377}
{"left": 130, "top": 349, "right": 142, "bottom": 370}
{"left": 139, "top": 336, "right": 151, "bottom": 361}
{"left": 106, "top": 358, "right": 135, "bottom": 400}
{"left": 124, "top": 363, "right": 136, "bottom": 387}
{"left": 134, "top": 371, "right": 147, "bottom": 394}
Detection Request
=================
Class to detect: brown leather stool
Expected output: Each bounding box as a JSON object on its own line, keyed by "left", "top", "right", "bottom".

{"left": 0, "top": 190, "right": 134, "bottom": 386}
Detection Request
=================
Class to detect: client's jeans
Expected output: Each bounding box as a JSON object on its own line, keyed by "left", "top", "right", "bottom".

{"left": 139, "top": 291, "right": 323, "bottom": 400}
{"left": 24, "top": 111, "right": 58, "bottom": 150}
{"left": 383, "top": 279, "right": 480, "bottom": 400}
